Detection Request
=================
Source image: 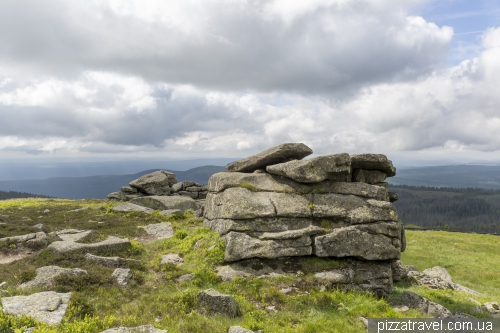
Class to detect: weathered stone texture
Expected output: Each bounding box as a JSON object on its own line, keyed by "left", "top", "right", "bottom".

{"left": 129, "top": 170, "right": 177, "bottom": 195}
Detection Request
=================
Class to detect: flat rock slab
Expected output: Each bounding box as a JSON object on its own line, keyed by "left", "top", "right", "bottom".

{"left": 48, "top": 236, "right": 131, "bottom": 254}
{"left": 159, "top": 209, "right": 182, "bottom": 217}
{"left": 85, "top": 253, "right": 126, "bottom": 268}
{"left": 100, "top": 325, "right": 168, "bottom": 333}
{"left": 138, "top": 223, "right": 174, "bottom": 239}
{"left": 0, "top": 232, "right": 48, "bottom": 251}
{"left": 225, "top": 142, "right": 313, "bottom": 173}
{"left": 350, "top": 154, "right": 396, "bottom": 177}
{"left": 20, "top": 265, "right": 87, "bottom": 290}
{"left": 1, "top": 291, "right": 71, "bottom": 325}
{"left": 266, "top": 153, "right": 351, "bottom": 183}
{"left": 111, "top": 203, "right": 154, "bottom": 214}
{"left": 131, "top": 196, "right": 197, "bottom": 212}
{"left": 407, "top": 267, "right": 482, "bottom": 296}
{"left": 401, "top": 291, "right": 452, "bottom": 318}
{"left": 216, "top": 260, "right": 287, "bottom": 281}
{"left": 228, "top": 327, "right": 258, "bottom": 333}
{"left": 197, "top": 288, "right": 239, "bottom": 317}
{"left": 67, "top": 206, "right": 91, "bottom": 213}
{"left": 56, "top": 229, "right": 96, "bottom": 242}
{"left": 129, "top": 170, "right": 177, "bottom": 195}
{"left": 481, "top": 302, "right": 500, "bottom": 318}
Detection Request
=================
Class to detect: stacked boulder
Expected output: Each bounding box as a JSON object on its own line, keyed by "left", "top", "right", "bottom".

{"left": 204, "top": 143, "right": 404, "bottom": 296}
{"left": 108, "top": 171, "right": 207, "bottom": 201}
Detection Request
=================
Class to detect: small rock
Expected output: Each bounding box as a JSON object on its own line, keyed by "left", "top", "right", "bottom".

{"left": 161, "top": 254, "right": 184, "bottom": 266}
{"left": 228, "top": 327, "right": 256, "bottom": 333}
{"left": 112, "top": 268, "right": 132, "bottom": 287}
{"left": 392, "top": 305, "right": 409, "bottom": 312}
{"left": 266, "top": 305, "right": 277, "bottom": 313}
{"left": 85, "top": 253, "right": 125, "bottom": 268}
{"left": 358, "top": 316, "right": 369, "bottom": 328}
{"left": 67, "top": 206, "right": 90, "bottom": 213}
{"left": 111, "top": 203, "right": 154, "bottom": 214}
{"left": 280, "top": 287, "right": 299, "bottom": 295}
{"left": 481, "top": 302, "right": 500, "bottom": 317}
{"left": 197, "top": 288, "right": 239, "bottom": 317}
{"left": 177, "top": 273, "right": 194, "bottom": 282}
{"left": 56, "top": 229, "right": 96, "bottom": 242}
{"left": 99, "top": 324, "right": 168, "bottom": 333}
{"left": 138, "top": 223, "right": 174, "bottom": 239}
{"left": 20, "top": 266, "right": 87, "bottom": 290}
{"left": 43, "top": 209, "right": 50, "bottom": 213}
{"left": 159, "top": 209, "right": 181, "bottom": 217}
{"left": 33, "top": 223, "right": 44, "bottom": 230}
{"left": 453, "top": 311, "right": 475, "bottom": 318}
{"left": 401, "top": 291, "right": 452, "bottom": 318}
{"left": 0, "top": 282, "right": 7, "bottom": 288}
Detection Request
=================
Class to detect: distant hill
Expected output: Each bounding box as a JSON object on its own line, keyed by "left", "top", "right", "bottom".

{"left": 0, "top": 190, "right": 54, "bottom": 200}
{"left": 390, "top": 185, "right": 500, "bottom": 234}
{"left": 0, "top": 165, "right": 225, "bottom": 199}
{"left": 389, "top": 164, "right": 500, "bottom": 189}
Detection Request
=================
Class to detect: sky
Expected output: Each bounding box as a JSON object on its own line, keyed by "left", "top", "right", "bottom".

{"left": 1, "top": 0, "right": 500, "bottom": 165}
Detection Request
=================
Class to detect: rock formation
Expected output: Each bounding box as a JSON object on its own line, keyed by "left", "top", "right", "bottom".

{"left": 203, "top": 142, "right": 404, "bottom": 296}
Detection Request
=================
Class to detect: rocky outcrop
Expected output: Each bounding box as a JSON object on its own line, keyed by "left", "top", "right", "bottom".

{"left": 408, "top": 266, "right": 482, "bottom": 296}
{"left": 0, "top": 232, "right": 48, "bottom": 251}
{"left": 203, "top": 143, "right": 403, "bottom": 296}
{"left": 20, "top": 266, "right": 87, "bottom": 290}
{"left": 131, "top": 196, "right": 197, "bottom": 212}
{"left": 100, "top": 325, "right": 168, "bottom": 333}
{"left": 111, "top": 203, "right": 154, "bottom": 214}
{"left": 1, "top": 291, "right": 71, "bottom": 325}
{"left": 107, "top": 171, "right": 208, "bottom": 202}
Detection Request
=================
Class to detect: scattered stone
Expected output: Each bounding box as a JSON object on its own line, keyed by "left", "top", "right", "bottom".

{"left": 138, "top": 223, "right": 174, "bottom": 239}
{"left": 67, "top": 206, "right": 90, "bottom": 213}
{"left": 100, "top": 324, "right": 168, "bottom": 333}
{"left": 1, "top": 291, "right": 71, "bottom": 325}
{"left": 226, "top": 142, "right": 313, "bottom": 173}
{"left": 129, "top": 170, "right": 177, "bottom": 195}
{"left": 33, "top": 223, "right": 44, "bottom": 230}
{"left": 266, "top": 154, "right": 351, "bottom": 183}
{"left": 43, "top": 209, "right": 50, "bottom": 213}
{"left": 161, "top": 253, "right": 183, "bottom": 266}
{"left": 177, "top": 273, "right": 194, "bottom": 283}
{"left": 56, "top": 229, "right": 96, "bottom": 242}
{"left": 350, "top": 154, "right": 396, "bottom": 177}
{"left": 131, "top": 196, "right": 198, "bottom": 212}
{"left": 197, "top": 288, "right": 239, "bottom": 317}
{"left": 0, "top": 281, "right": 7, "bottom": 288}
{"left": 111, "top": 203, "right": 154, "bottom": 214}
{"left": 358, "top": 317, "right": 369, "bottom": 328}
{"left": 0, "top": 214, "right": 10, "bottom": 220}
{"left": 48, "top": 236, "right": 131, "bottom": 254}
{"left": 0, "top": 232, "right": 48, "bottom": 251}
{"left": 159, "top": 209, "right": 182, "bottom": 217}
{"left": 481, "top": 302, "right": 500, "bottom": 317}
{"left": 112, "top": 268, "right": 132, "bottom": 287}
{"left": 453, "top": 311, "right": 475, "bottom": 318}
{"left": 85, "top": 253, "right": 126, "bottom": 268}
{"left": 88, "top": 220, "right": 105, "bottom": 224}
{"left": 392, "top": 305, "right": 409, "bottom": 312}
{"left": 280, "top": 287, "right": 299, "bottom": 294}
{"left": 20, "top": 266, "right": 87, "bottom": 290}
{"left": 228, "top": 326, "right": 256, "bottom": 333}
{"left": 401, "top": 291, "right": 452, "bottom": 318}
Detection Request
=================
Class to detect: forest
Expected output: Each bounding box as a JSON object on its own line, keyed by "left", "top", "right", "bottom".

{"left": 390, "top": 185, "right": 500, "bottom": 234}
{"left": 0, "top": 190, "right": 53, "bottom": 200}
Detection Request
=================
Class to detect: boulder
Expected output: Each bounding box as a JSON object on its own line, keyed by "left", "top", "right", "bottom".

{"left": 350, "top": 154, "right": 396, "bottom": 177}
{"left": 401, "top": 291, "right": 452, "bottom": 318}
{"left": 197, "top": 288, "right": 239, "bottom": 317}
{"left": 121, "top": 186, "right": 137, "bottom": 193}
{"left": 108, "top": 192, "right": 123, "bottom": 201}
{"left": 391, "top": 260, "right": 409, "bottom": 281}
{"left": 100, "top": 325, "right": 168, "bottom": 333}
{"left": 226, "top": 143, "right": 313, "bottom": 173}
{"left": 204, "top": 217, "right": 315, "bottom": 236}
{"left": 112, "top": 268, "right": 132, "bottom": 287}
{"left": 1, "top": 291, "right": 71, "bottom": 325}
{"left": 313, "top": 223, "right": 401, "bottom": 260}
{"left": 131, "top": 196, "right": 197, "bottom": 212}
{"left": 177, "top": 273, "right": 194, "bottom": 282}
{"left": 352, "top": 169, "right": 387, "bottom": 184}
{"left": 48, "top": 236, "right": 131, "bottom": 254}
{"left": 266, "top": 154, "right": 351, "bottom": 183}
{"left": 129, "top": 170, "right": 177, "bottom": 195}
{"left": 315, "top": 269, "right": 354, "bottom": 283}
{"left": 20, "top": 266, "right": 87, "bottom": 290}
{"left": 56, "top": 229, "right": 96, "bottom": 242}
{"left": 112, "top": 202, "right": 153, "bottom": 214}
{"left": 407, "top": 266, "right": 482, "bottom": 296}
{"left": 159, "top": 209, "right": 182, "bottom": 217}
{"left": 388, "top": 192, "right": 399, "bottom": 202}
{"left": 161, "top": 253, "right": 184, "bottom": 266}
{"left": 0, "top": 232, "right": 48, "bottom": 251}
{"left": 138, "top": 223, "right": 174, "bottom": 239}
{"left": 178, "top": 191, "right": 198, "bottom": 199}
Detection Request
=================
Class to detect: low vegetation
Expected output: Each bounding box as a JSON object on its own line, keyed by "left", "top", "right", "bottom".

{"left": 0, "top": 198, "right": 498, "bottom": 332}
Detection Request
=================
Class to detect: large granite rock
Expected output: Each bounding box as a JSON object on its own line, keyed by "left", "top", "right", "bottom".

{"left": 111, "top": 202, "right": 154, "bottom": 214}
{"left": 352, "top": 169, "right": 387, "bottom": 184}
{"left": 56, "top": 229, "right": 96, "bottom": 242}
{"left": 1, "top": 291, "right": 71, "bottom": 325}
{"left": 129, "top": 171, "right": 177, "bottom": 195}
{"left": 408, "top": 266, "right": 482, "bottom": 296}
{"left": 48, "top": 236, "right": 131, "bottom": 254}
{"left": 350, "top": 154, "right": 396, "bottom": 177}
{"left": 0, "top": 232, "right": 48, "bottom": 251}
{"left": 266, "top": 154, "right": 351, "bottom": 183}
{"left": 197, "top": 288, "right": 239, "bottom": 317}
{"left": 401, "top": 291, "right": 452, "bottom": 318}
{"left": 20, "top": 266, "right": 87, "bottom": 290}
{"left": 131, "top": 196, "right": 197, "bottom": 212}
{"left": 226, "top": 143, "right": 313, "bottom": 173}
{"left": 138, "top": 223, "right": 174, "bottom": 239}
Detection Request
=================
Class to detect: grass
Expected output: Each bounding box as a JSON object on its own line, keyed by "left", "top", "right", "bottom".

{"left": 0, "top": 199, "right": 499, "bottom": 332}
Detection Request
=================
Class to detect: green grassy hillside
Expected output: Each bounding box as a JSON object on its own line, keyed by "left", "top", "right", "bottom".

{"left": 0, "top": 199, "right": 498, "bottom": 333}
